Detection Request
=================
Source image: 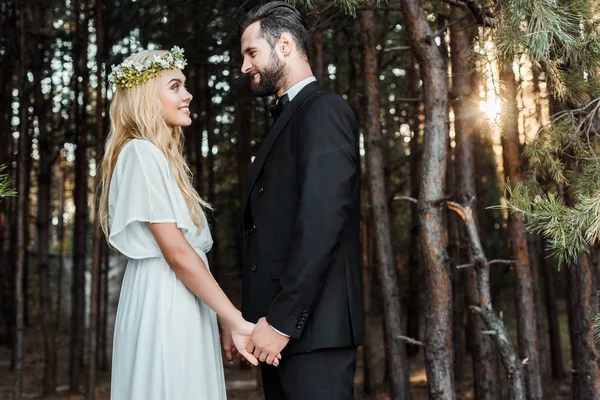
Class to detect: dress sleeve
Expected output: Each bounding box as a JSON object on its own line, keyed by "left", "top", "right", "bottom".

{"left": 107, "top": 140, "right": 193, "bottom": 259}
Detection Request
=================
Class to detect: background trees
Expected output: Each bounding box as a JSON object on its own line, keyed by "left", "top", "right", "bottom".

{"left": 1, "top": 0, "right": 600, "bottom": 399}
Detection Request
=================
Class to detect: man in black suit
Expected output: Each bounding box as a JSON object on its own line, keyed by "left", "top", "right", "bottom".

{"left": 235, "top": 2, "right": 363, "bottom": 399}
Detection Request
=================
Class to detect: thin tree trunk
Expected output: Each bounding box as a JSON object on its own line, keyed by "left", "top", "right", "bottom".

{"left": 539, "top": 238, "right": 566, "bottom": 380}
{"left": 361, "top": 188, "right": 375, "bottom": 394}
{"left": 406, "top": 56, "right": 422, "bottom": 358}
{"left": 450, "top": 7, "right": 498, "bottom": 398}
{"left": 56, "top": 159, "right": 66, "bottom": 328}
{"left": 100, "top": 241, "right": 110, "bottom": 371}
{"left": 87, "top": 0, "right": 105, "bottom": 395}
{"left": 447, "top": 138, "right": 464, "bottom": 382}
{"left": 311, "top": 26, "right": 324, "bottom": 83}
{"left": 33, "top": 42, "right": 57, "bottom": 396}
{"left": 526, "top": 234, "right": 549, "bottom": 379}
{"left": 13, "top": 5, "right": 28, "bottom": 396}
{"left": 567, "top": 255, "right": 600, "bottom": 399}
{"left": 448, "top": 202, "right": 526, "bottom": 399}
{"left": 359, "top": 4, "right": 411, "bottom": 399}
{"left": 398, "top": 0, "right": 454, "bottom": 397}
{"left": 499, "top": 62, "right": 542, "bottom": 400}
{"left": 70, "top": 0, "right": 89, "bottom": 390}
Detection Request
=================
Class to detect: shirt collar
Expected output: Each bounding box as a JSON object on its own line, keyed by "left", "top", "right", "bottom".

{"left": 283, "top": 76, "right": 317, "bottom": 101}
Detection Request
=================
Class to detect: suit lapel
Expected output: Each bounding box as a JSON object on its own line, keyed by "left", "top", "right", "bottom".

{"left": 244, "top": 81, "right": 321, "bottom": 210}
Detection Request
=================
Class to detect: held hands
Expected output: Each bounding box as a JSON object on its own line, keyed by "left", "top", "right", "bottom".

{"left": 219, "top": 317, "right": 260, "bottom": 366}
{"left": 219, "top": 317, "right": 285, "bottom": 367}
{"left": 247, "top": 317, "right": 288, "bottom": 367}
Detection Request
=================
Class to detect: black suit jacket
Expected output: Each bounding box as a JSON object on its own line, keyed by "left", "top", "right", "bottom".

{"left": 242, "top": 81, "right": 363, "bottom": 354}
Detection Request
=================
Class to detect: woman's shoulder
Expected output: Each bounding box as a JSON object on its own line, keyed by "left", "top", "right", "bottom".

{"left": 117, "top": 139, "right": 169, "bottom": 169}
{"left": 121, "top": 138, "right": 164, "bottom": 158}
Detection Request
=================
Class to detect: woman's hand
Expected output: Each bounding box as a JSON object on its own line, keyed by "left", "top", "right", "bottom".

{"left": 227, "top": 318, "right": 281, "bottom": 367}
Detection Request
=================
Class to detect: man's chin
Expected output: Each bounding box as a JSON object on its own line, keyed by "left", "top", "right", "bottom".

{"left": 252, "top": 86, "right": 275, "bottom": 97}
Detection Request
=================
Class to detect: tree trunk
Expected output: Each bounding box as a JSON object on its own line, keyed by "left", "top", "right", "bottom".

{"left": 87, "top": 0, "right": 105, "bottom": 396}
{"left": 398, "top": 0, "right": 454, "bottom": 397}
{"left": 405, "top": 59, "right": 422, "bottom": 357}
{"left": 567, "top": 255, "right": 600, "bottom": 399}
{"left": 56, "top": 159, "right": 67, "bottom": 328}
{"left": 311, "top": 26, "right": 324, "bottom": 83}
{"left": 499, "top": 62, "right": 542, "bottom": 400}
{"left": 359, "top": 4, "right": 412, "bottom": 399}
{"left": 13, "top": 5, "right": 28, "bottom": 397}
{"left": 33, "top": 37, "right": 57, "bottom": 395}
{"left": 539, "top": 238, "right": 566, "bottom": 380}
{"left": 448, "top": 202, "right": 526, "bottom": 399}
{"left": 70, "top": 0, "right": 90, "bottom": 390}
{"left": 450, "top": 7, "right": 498, "bottom": 398}
{"left": 360, "top": 187, "right": 376, "bottom": 394}
{"left": 100, "top": 241, "right": 110, "bottom": 371}
{"left": 447, "top": 138, "right": 464, "bottom": 382}
{"left": 526, "top": 234, "right": 549, "bottom": 379}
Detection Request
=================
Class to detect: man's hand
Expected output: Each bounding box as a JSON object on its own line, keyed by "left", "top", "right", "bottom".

{"left": 248, "top": 317, "right": 287, "bottom": 366}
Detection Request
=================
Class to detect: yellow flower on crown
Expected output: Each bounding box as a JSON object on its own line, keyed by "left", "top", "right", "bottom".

{"left": 108, "top": 46, "right": 187, "bottom": 89}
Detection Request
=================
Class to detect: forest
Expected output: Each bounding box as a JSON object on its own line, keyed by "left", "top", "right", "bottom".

{"left": 2, "top": 0, "right": 600, "bottom": 399}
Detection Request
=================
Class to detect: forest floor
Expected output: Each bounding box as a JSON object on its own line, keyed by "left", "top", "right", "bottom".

{"left": 0, "top": 316, "right": 574, "bottom": 400}
{"left": 0, "top": 257, "right": 577, "bottom": 399}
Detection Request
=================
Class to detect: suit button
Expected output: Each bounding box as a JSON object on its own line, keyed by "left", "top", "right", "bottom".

{"left": 251, "top": 264, "right": 258, "bottom": 272}
{"left": 258, "top": 187, "right": 264, "bottom": 195}
{"left": 246, "top": 225, "right": 256, "bottom": 235}
{"left": 296, "top": 323, "right": 302, "bottom": 329}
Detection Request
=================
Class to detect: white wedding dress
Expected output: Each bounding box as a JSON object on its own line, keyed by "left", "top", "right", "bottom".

{"left": 108, "top": 139, "right": 226, "bottom": 400}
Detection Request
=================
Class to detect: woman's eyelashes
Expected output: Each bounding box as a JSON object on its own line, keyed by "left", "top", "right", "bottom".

{"left": 171, "top": 83, "right": 187, "bottom": 91}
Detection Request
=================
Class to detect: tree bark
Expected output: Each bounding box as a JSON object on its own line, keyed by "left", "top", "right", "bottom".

{"left": 311, "top": 26, "right": 324, "bottom": 83}
{"left": 13, "top": 4, "right": 29, "bottom": 396}
{"left": 499, "top": 62, "right": 543, "bottom": 400}
{"left": 539, "top": 238, "right": 566, "bottom": 380}
{"left": 448, "top": 202, "right": 526, "bottom": 399}
{"left": 360, "top": 194, "right": 375, "bottom": 394}
{"left": 33, "top": 30, "right": 57, "bottom": 395}
{"left": 450, "top": 6, "right": 498, "bottom": 398}
{"left": 87, "top": 0, "right": 105, "bottom": 396}
{"left": 359, "top": 3, "right": 412, "bottom": 399}
{"left": 100, "top": 241, "right": 110, "bottom": 371}
{"left": 56, "top": 158, "right": 67, "bottom": 328}
{"left": 566, "top": 255, "right": 600, "bottom": 399}
{"left": 398, "top": 0, "right": 454, "bottom": 397}
{"left": 526, "top": 234, "right": 549, "bottom": 379}
{"left": 70, "top": 0, "right": 90, "bottom": 391}
{"left": 406, "top": 55, "right": 422, "bottom": 358}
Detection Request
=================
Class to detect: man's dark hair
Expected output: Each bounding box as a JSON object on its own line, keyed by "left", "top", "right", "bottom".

{"left": 239, "top": 1, "right": 310, "bottom": 56}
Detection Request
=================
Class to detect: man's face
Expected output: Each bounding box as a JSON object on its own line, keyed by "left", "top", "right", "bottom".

{"left": 240, "top": 21, "right": 285, "bottom": 96}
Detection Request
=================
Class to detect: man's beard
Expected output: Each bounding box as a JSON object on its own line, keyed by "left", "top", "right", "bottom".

{"left": 251, "top": 51, "right": 285, "bottom": 97}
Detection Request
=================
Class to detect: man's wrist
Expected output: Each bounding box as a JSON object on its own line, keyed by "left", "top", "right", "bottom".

{"left": 270, "top": 325, "right": 290, "bottom": 338}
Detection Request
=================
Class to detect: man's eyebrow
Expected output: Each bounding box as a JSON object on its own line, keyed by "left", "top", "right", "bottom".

{"left": 243, "top": 46, "right": 257, "bottom": 54}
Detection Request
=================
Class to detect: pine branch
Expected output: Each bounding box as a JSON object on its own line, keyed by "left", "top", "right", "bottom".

{"left": 0, "top": 165, "right": 16, "bottom": 198}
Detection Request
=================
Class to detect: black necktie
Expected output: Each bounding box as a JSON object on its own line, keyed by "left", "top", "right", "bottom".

{"left": 270, "top": 94, "right": 290, "bottom": 121}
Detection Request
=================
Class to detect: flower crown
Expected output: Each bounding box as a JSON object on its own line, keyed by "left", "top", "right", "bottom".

{"left": 108, "top": 46, "right": 188, "bottom": 89}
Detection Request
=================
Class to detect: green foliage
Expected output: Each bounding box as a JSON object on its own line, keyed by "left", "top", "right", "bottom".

{"left": 0, "top": 164, "right": 16, "bottom": 198}
{"left": 288, "top": 0, "right": 372, "bottom": 16}
{"left": 492, "top": 0, "right": 600, "bottom": 103}
{"left": 501, "top": 98, "right": 600, "bottom": 266}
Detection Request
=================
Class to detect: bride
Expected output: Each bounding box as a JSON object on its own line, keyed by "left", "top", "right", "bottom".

{"left": 97, "top": 47, "right": 278, "bottom": 399}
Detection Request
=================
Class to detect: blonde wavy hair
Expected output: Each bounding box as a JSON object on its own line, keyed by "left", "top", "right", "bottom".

{"left": 98, "top": 49, "right": 210, "bottom": 241}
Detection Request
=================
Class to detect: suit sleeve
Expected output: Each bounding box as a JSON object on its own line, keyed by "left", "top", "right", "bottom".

{"left": 266, "top": 94, "right": 359, "bottom": 339}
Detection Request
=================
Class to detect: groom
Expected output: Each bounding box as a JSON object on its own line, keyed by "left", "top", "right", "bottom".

{"left": 233, "top": 2, "right": 363, "bottom": 399}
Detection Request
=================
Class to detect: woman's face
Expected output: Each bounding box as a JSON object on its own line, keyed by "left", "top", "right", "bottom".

{"left": 158, "top": 68, "right": 193, "bottom": 129}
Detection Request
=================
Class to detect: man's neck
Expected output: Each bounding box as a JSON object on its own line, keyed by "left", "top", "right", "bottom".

{"left": 277, "top": 65, "right": 314, "bottom": 98}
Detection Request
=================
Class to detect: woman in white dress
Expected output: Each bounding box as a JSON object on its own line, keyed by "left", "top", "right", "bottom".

{"left": 97, "top": 47, "right": 273, "bottom": 399}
